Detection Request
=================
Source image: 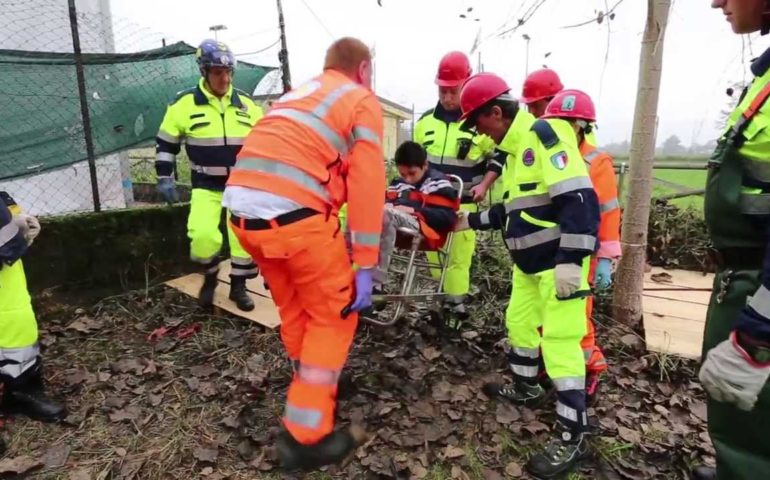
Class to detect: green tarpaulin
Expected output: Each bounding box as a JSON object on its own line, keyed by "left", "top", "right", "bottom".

{"left": 0, "top": 41, "right": 273, "bottom": 180}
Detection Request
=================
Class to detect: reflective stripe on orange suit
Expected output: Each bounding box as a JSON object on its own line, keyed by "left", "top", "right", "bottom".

{"left": 227, "top": 70, "right": 385, "bottom": 444}
{"left": 579, "top": 142, "right": 621, "bottom": 375}
{"left": 228, "top": 69, "right": 385, "bottom": 267}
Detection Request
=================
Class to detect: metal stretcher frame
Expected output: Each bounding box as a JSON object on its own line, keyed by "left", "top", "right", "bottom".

{"left": 364, "top": 175, "right": 464, "bottom": 327}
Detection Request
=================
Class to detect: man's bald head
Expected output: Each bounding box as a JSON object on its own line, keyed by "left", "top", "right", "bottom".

{"left": 324, "top": 37, "right": 373, "bottom": 89}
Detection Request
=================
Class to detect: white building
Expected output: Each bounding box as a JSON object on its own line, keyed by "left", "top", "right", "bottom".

{"left": 0, "top": 0, "right": 133, "bottom": 216}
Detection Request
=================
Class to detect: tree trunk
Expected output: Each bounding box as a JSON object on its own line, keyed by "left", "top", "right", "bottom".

{"left": 612, "top": 0, "right": 671, "bottom": 328}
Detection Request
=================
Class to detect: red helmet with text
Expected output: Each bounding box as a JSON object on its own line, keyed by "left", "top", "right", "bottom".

{"left": 541, "top": 89, "right": 596, "bottom": 122}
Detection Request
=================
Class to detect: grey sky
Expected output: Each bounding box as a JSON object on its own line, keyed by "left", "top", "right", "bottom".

{"left": 109, "top": 0, "right": 769, "bottom": 146}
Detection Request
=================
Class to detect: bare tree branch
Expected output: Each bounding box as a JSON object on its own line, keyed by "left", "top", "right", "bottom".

{"left": 496, "top": 0, "right": 548, "bottom": 38}
{"left": 561, "top": 0, "right": 626, "bottom": 29}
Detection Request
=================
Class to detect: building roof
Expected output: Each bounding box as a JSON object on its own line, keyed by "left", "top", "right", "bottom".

{"left": 251, "top": 93, "right": 412, "bottom": 121}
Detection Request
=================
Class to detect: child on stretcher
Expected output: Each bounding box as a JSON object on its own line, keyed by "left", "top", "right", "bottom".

{"left": 373, "top": 141, "right": 460, "bottom": 292}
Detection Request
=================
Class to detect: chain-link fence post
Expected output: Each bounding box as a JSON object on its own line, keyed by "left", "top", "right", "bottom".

{"left": 67, "top": 0, "right": 101, "bottom": 212}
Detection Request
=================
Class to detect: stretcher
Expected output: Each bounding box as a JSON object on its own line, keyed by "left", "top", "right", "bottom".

{"left": 363, "top": 175, "right": 464, "bottom": 327}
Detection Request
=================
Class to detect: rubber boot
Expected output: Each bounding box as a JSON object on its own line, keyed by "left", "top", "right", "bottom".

{"left": 198, "top": 272, "right": 219, "bottom": 308}
{"left": 444, "top": 298, "right": 469, "bottom": 330}
{"left": 337, "top": 370, "right": 355, "bottom": 401}
{"left": 482, "top": 380, "right": 546, "bottom": 407}
{"left": 691, "top": 466, "right": 716, "bottom": 480}
{"left": 229, "top": 276, "right": 255, "bottom": 312}
{"left": 277, "top": 427, "right": 360, "bottom": 471}
{"left": 526, "top": 422, "right": 590, "bottom": 479}
{"left": 1, "top": 364, "right": 66, "bottom": 423}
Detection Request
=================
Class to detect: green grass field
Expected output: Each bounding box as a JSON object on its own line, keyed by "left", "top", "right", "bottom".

{"left": 126, "top": 150, "right": 710, "bottom": 211}
{"left": 614, "top": 156, "right": 708, "bottom": 211}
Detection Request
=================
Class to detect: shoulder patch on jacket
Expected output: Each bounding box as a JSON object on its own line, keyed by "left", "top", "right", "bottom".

{"left": 170, "top": 87, "right": 196, "bottom": 105}
{"left": 531, "top": 119, "right": 559, "bottom": 149}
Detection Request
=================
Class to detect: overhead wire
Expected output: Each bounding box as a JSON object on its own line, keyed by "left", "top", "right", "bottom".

{"left": 234, "top": 38, "right": 281, "bottom": 57}
{"left": 228, "top": 26, "right": 279, "bottom": 43}
{"left": 299, "top": 0, "right": 335, "bottom": 39}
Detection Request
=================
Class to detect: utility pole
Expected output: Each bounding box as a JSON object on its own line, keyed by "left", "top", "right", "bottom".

{"left": 68, "top": 0, "right": 101, "bottom": 212}
{"left": 372, "top": 43, "right": 377, "bottom": 92}
{"left": 522, "top": 34, "right": 531, "bottom": 75}
{"left": 209, "top": 24, "right": 227, "bottom": 40}
{"left": 276, "top": 0, "right": 292, "bottom": 93}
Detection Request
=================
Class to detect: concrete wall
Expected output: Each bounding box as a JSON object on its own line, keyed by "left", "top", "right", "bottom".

{"left": 1, "top": 155, "right": 133, "bottom": 217}
{"left": 382, "top": 115, "right": 399, "bottom": 160}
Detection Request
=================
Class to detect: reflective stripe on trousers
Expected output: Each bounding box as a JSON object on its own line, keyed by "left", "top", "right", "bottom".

{"left": 0, "top": 344, "right": 39, "bottom": 379}
{"left": 230, "top": 214, "right": 357, "bottom": 444}
{"left": 0, "top": 259, "right": 39, "bottom": 379}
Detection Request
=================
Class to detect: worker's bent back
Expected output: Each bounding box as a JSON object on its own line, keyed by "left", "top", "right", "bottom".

{"left": 228, "top": 69, "right": 386, "bottom": 267}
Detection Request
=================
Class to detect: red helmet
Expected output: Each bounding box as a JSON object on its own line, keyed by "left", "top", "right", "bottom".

{"left": 542, "top": 89, "right": 596, "bottom": 122}
{"left": 459, "top": 73, "right": 512, "bottom": 120}
{"left": 435, "top": 51, "right": 472, "bottom": 87}
{"left": 520, "top": 68, "right": 563, "bottom": 104}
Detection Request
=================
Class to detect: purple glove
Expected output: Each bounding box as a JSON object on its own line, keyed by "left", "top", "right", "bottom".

{"left": 349, "top": 268, "right": 374, "bottom": 312}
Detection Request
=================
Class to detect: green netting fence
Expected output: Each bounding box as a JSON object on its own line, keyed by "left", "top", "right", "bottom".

{"left": 0, "top": 41, "right": 273, "bottom": 181}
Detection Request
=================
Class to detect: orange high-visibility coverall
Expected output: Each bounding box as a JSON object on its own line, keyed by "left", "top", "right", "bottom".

{"left": 227, "top": 69, "right": 385, "bottom": 444}
{"left": 579, "top": 142, "right": 621, "bottom": 376}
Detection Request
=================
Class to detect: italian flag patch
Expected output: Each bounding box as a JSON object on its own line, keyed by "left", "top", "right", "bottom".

{"left": 550, "top": 151, "right": 569, "bottom": 170}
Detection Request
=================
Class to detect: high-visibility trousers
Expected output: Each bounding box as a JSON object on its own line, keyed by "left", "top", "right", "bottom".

{"left": 231, "top": 213, "right": 357, "bottom": 444}
{"left": 188, "top": 188, "right": 257, "bottom": 277}
{"left": 0, "top": 260, "right": 40, "bottom": 382}
{"left": 428, "top": 203, "right": 478, "bottom": 302}
{"left": 582, "top": 256, "right": 608, "bottom": 375}
{"left": 505, "top": 260, "right": 590, "bottom": 431}
{"left": 338, "top": 203, "right": 348, "bottom": 233}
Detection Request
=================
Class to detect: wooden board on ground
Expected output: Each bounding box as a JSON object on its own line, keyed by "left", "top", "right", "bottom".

{"left": 642, "top": 267, "right": 713, "bottom": 360}
{"left": 165, "top": 261, "right": 281, "bottom": 329}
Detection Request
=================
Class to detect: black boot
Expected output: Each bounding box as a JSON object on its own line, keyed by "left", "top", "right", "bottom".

{"left": 337, "top": 370, "right": 355, "bottom": 400}
{"left": 1, "top": 365, "right": 66, "bottom": 423}
{"left": 277, "top": 428, "right": 359, "bottom": 471}
{"left": 229, "top": 276, "right": 255, "bottom": 312}
{"left": 0, "top": 435, "right": 5, "bottom": 456}
{"left": 691, "top": 466, "right": 716, "bottom": 480}
{"left": 526, "top": 423, "right": 590, "bottom": 479}
{"left": 198, "top": 272, "right": 219, "bottom": 308}
{"left": 444, "top": 298, "right": 469, "bottom": 330}
{"left": 482, "top": 380, "right": 546, "bottom": 407}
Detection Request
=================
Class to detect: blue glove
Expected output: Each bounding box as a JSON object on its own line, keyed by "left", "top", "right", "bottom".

{"left": 594, "top": 258, "right": 613, "bottom": 290}
{"left": 348, "top": 268, "right": 374, "bottom": 313}
{"left": 157, "top": 177, "right": 179, "bottom": 204}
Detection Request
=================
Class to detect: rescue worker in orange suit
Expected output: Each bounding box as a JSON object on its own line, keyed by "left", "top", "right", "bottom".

{"left": 522, "top": 71, "right": 612, "bottom": 399}
{"left": 541, "top": 90, "right": 621, "bottom": 401}
{"left": 222, "top": 38, "right": 385, "bottom": 471}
